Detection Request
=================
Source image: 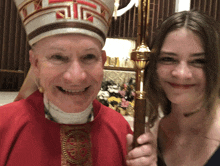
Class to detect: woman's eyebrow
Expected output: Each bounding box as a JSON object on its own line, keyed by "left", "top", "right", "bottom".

{"left": 191, "top": 52, "right": 205, "bottom": 57}
{"left": 160, "top": 51, "right": 177, "bottom": 56}
{"left": 160, "top": 51, "right": 205, "bottom": 57}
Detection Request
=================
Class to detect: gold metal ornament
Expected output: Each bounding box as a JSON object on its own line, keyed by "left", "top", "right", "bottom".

{"left": 38, "top": 86, "right": 44, "bottom": 93}
{"left": 131, "top": 0, "right": 151, "bottom": 148}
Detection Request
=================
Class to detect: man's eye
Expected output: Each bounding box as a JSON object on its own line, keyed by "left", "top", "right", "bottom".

{"left": 84, "top": 54, "right": 96, "bottom": 60}
{"left": 82, "top": 54, "right": 98, "bottom": 63}
{"left": 50, "top": 55, "right": 69, "bottom": 62}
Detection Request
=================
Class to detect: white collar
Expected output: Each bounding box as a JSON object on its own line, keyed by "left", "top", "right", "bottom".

{"left": 43, "top": 95, "right": 93, "bottom": 124}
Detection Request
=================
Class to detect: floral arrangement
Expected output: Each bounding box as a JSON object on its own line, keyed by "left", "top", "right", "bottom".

{"left": 97, "top": 78, "right": 135, "bottom": 116}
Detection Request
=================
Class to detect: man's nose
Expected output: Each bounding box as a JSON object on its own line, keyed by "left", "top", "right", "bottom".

{"left": 63, "top": 61, "right": 87, "bottom": 83}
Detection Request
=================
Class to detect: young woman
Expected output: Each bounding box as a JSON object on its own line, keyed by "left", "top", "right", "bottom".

{"left": 145, "top": 10, "right": 220, "bottom": 166}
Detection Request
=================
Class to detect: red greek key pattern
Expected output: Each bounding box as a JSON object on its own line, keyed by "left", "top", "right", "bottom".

{"left": 34, "top": 0, "right": 42, "bottom": 10}
{"left": 18, "top": 0, "right": 111, "bottom": 26}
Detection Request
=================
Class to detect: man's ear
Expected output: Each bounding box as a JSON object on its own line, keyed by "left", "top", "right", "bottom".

{"left": 29, "top": 49, "right": 40, "bottom": 77}
{"left": 101, "top": 50, "right": 107, "bottom": 67}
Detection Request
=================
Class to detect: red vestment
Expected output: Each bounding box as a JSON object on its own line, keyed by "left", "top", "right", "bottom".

{"left": 0, "top": 91, "right": 132, "bottom": 166}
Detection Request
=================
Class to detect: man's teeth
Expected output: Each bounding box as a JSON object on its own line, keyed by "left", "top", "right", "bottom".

{"left": 57, "top": 86, "right": 88, "bottom": 93}
{"left": 64, "top": 89, "right": 85, "bottom": 93}
{"left": 59, "top": 86, "right": 85, "bottom": 93}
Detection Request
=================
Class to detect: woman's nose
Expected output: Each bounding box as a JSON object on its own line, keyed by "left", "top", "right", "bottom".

{"left": 172, "top": 62, "right": 192, "bottom": 79}
{"left": 63, "top": 61, "right": 87, "bottom": 83}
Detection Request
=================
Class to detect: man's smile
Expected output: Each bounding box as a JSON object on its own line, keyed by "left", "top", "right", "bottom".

{"left": 57, "top": 86, "right": 89, "bottom": 95}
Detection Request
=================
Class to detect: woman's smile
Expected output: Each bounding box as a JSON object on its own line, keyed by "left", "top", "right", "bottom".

{"left": 168, "top": 82, "right": 195, "bottom": 89}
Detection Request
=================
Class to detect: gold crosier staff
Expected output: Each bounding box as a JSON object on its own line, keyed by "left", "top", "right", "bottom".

{"left": 131, "top": 0, "right": 151, "bottom": 148}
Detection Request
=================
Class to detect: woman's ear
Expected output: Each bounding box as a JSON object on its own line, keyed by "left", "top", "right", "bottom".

{"left": 101, "top": 50, "right": 107, "bottom": 67}
{"left": 29, "top": 49, "right": 40, "bottom": 78}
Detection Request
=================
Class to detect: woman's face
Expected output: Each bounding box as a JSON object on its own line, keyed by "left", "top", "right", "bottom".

{"left": 156, "top": 28, "right": 206, "bottom": 106}
{"left": 30, "top": 35, "right": 106, "bottom": 113}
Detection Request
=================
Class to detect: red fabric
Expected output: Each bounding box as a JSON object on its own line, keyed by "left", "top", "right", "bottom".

{"left": 0, "top": 91, "right": 132, "bottom": 166}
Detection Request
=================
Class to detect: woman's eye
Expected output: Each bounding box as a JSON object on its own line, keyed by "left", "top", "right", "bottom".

{"left": 158, "top": 57, "right": 177, "bottom": 64}
{"left": 190, "top": 58, "right": 206, "bottom": 67}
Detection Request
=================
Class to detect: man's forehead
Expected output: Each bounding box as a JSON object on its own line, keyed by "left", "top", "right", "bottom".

{"left": 34, "top": 34, "right": 102, "bottom": 48}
